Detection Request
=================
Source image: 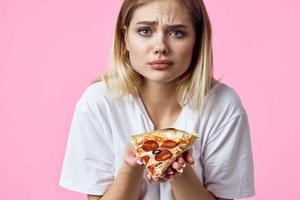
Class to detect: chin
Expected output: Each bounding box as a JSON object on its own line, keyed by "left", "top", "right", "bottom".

{"left": 142, "top": 75, "right": 178, "bottom": 84}
{"left": 136, "top": 69, "right": 184, "bottom": 84}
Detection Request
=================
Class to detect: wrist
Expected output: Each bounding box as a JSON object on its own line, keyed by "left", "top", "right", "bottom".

{"left": 170, "top": 165, "right": 194, "bottom": 184}
{"left": 122, "top": 161, "right": 144, "bottom": 174}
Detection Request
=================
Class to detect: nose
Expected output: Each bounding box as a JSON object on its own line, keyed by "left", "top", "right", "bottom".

{"left": 153, "top": 34, "right": 169, "bottom": 55}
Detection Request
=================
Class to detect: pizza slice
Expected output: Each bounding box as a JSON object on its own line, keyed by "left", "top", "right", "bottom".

{"left": 131, "top": 128, "right": 198, "bottom": 179}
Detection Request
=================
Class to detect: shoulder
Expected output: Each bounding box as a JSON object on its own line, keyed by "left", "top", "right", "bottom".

{"left": 75, "top": 81, "right": 116, "bottom": 113}
{"left": 212, "top": 82, "right": 244, "bottom": 111}
{"left": 202, "top": 82, "right": 246, "bottom": 122}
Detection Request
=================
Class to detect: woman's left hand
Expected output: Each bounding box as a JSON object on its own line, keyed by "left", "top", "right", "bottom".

{"left": 146, "top": 148, "right": 195, "bottom": 183}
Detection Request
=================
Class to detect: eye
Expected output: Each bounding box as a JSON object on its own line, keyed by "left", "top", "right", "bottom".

{"left": 137, "top": 27, "right": 152, "bottom": 37}
{"left": 169, "top": 30, "right": 185, "bottom": 38}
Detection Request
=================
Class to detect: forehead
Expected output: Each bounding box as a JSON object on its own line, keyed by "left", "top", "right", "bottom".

{"left": 129, "top": 0, "right": 193, "bottom": 27}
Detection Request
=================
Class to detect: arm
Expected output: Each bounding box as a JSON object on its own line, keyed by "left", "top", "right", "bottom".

{"left": 87, "top": 144, "right": 145, "bottom": 200}
{"left": 170, "top": 165, "right": 216, "bottom": 200}
{"left": 87, "top": 194, "right": 102, "bottom": 200}
{"left": 88, "top": 163, "right": 144, "bottom": 200}
{"left": 170, "top": 166, "right": 233, "bottom": 200}
{"left": 144, "top": 149, "right": 215, "bottom": 200}
{"left": 144, "top": 148, "right": 216, "bottom": 200}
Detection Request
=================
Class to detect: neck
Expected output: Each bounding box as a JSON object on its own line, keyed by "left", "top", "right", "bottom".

{"left": 137, "top": 79, "right": 182, "bottom": 129}
{"left": 138, "top": 79, "right": 179, "bottom": 107}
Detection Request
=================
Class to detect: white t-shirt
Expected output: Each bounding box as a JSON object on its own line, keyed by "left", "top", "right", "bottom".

{"left": 59, "top": 81, "right": 255, "bottom": 199}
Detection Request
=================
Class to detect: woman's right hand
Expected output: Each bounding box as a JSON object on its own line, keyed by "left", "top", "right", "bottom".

{"left": 123, "top": 143, "right": 144, "bottom": 168}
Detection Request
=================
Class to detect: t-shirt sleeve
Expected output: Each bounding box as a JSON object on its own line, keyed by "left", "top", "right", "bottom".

{"left": 202, "top": 111, "right": 255, "bottom": 199}
{"left": 59, "top": 97, "right": 115, "bottom": 195}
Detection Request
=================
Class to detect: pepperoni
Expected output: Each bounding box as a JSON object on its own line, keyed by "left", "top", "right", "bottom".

{"left": 142, "top": 140, "right": 159, "bottom": 151}
{"left": 155, "top": 149, "right": 172, "bottom": 161}
{"left": 161, "top": 140, "right": 178, "bottom": 148}
{"left": 142, "top": 155, "right": 150, "bottom": 165}
{"left": 148, "top": 165, "right": 155, "bottom": 174}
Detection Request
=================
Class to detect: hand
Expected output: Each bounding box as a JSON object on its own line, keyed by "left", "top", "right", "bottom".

{"left": 146, "top": 148, "right": 195, "bottom": 183}
{"left": 123, "top": 143, "right": 144, "bottom": 168}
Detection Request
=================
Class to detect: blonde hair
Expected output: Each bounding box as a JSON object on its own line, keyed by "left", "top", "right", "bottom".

{"left": 92, "top": 0, "right": 217, "bottom": 111}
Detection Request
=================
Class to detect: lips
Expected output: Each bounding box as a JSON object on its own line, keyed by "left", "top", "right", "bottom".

{"left": 148, "top": 59, "right": 173, "bottom": 70}
{"left": 148, "top": 59, "right": 173, "bottom": 65}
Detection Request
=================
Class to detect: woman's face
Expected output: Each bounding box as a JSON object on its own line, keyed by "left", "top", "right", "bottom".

{"left": 124, "top": 0, "right": 196, "bottom": 85}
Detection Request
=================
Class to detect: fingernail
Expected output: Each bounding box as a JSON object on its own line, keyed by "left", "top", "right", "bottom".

{"left": 181, "top": 163, "right": 186, "bottom": 168}
{"left": 168, "top": 170, "right": 174, "bottom": 175}
{"left": 136, "top": 160, "right": 143, "bottom": 165}
{"left": 176, "top": 168, "right": 183, "bottom": 173}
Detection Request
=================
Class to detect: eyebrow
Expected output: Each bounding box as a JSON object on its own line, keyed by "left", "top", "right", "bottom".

{"left": 135, "top": 21, "right": 189, "bottom": 29}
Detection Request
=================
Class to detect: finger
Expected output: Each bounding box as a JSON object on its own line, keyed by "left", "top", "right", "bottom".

{"left": 177, "top": 156, "right": 186, "bottom": 167}
{"left": 146, "top": 173, "right": 154, "bottom": 183}
{"left": 153, "top": 177, "right": 159, "bottom": 182}
{"left": 169, "top": 174, "right": 175, "bottom": 179}
{"left": 172, "top": 162, "right": 183, "bottom": 173}
{"left": 127, "top": 155, "right": 143, "bottom": 167}
{"left": 166, "top": 167, "right": 174, "bottom": 175}
{"left": 136, "top": 158, "right": 144, "bottom": 166}
{"left": 158, "top": 168, "right": 173, "bottom": 182}
{"left": 172, "top": 162, "right": 181, "bottom": 170}
{"left": 186, "top": 152, "right": 195, "bottom": 165}
{"left": 160, "top": 173, "right": 167, "bottom": 178}
{"left": 159, "top": 172, "right": 174, "bottom": 182}
{"left": 124, "top": 144, "right": 140, "bottom": 167}
{"left": 167, "top": 174, "right": 177, "bottom": 182}
{"left": 126, "top": 143, "right": 136, "bottom": 155}
{"left": 183, "top": 149, "right": 195, "bottom": 165}
{"left": 173, "top": 170, "right": 182, "bottom": 177}
{"left": 125, "top": 155, "right": 137, "bottom": 166}
{"left": 158, "top": 177, "right": 168, "bottom": 182}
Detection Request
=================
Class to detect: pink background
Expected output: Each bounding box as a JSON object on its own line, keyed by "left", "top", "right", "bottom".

{"left": 1, "top": 0, "right": 299, "bottom": 199}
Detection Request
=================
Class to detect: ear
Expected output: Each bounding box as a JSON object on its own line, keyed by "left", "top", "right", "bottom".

{"left": 123, "top": 26, "right": 130, "bottom": 51}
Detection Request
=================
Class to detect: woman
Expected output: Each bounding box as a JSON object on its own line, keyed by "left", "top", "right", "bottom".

{"left": 59, "top": 0, "right": 255, "bottom": 200}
